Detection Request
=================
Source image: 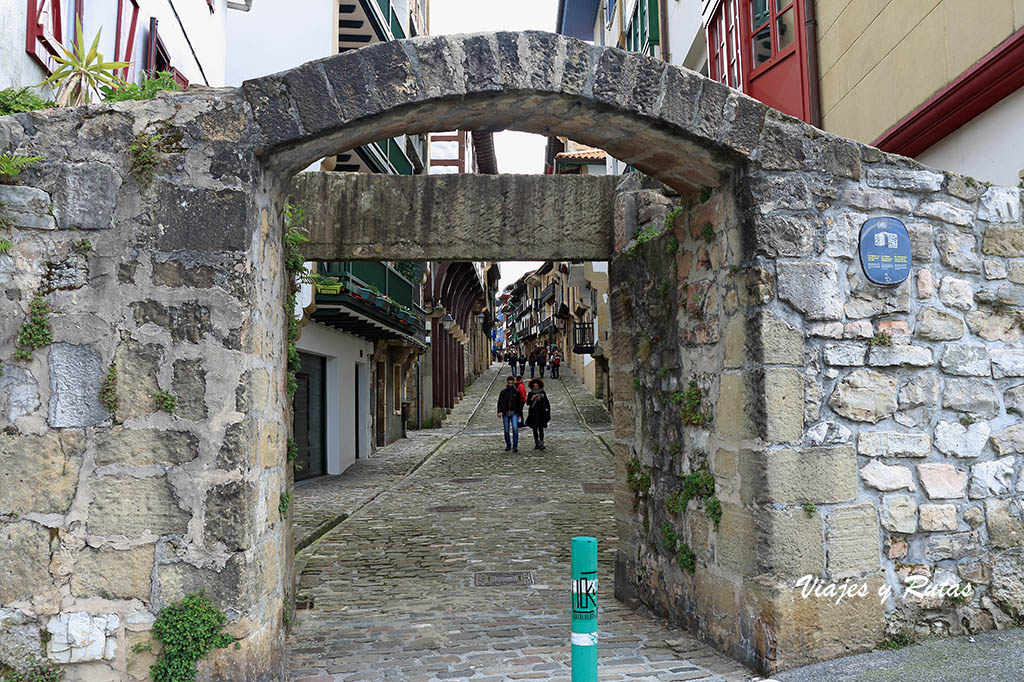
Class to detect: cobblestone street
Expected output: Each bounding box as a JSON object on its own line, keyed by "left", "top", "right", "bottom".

{"left": 288, "top": 365, "right": 758, "bottom": 681}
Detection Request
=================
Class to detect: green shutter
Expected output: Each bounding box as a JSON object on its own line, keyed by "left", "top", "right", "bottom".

{"left": 647, "top": 0, "right": 659, "bottom": 46}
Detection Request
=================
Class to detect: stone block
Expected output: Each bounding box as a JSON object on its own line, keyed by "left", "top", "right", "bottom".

{"left": 938, "top": 276, "right": 974, "bottom": 310}
{"left": 172, "top": 359, "right": 208, "bottom": 421}
{"left": 990, "top": 549, "right": 1024, "bottom": 620}
{"left": 757, "top": 313, "right": 804, "bottom": 364}
{"left": 969, "top": 457, "right": 1015, "bottom": 498}
{"left": 1011, "top": 259, "right": 1024, "bottom": 283}
{"left": 94, "top": 428, "right": 199, "bottom": 467}
{"left": 156, "top": 553, "right": 259, "bottom": 613}
{"left": 154, "top": 185, "right": 251, "bottom": 253}
{"left": 982, "top": 227, "right": 1024, "bottom": 257}
{"left": 918, "top": 463, "right": 967, "bottom": 499}
{"left": 881, "top": 495, "right": 917, "bottom": 533}
{"left": 88, "top": 476, "right": 190, "bottom": 538}
{"left": 131, "top": 300, "right": 214, "bottom": 344}
{"left": 0, "top": 364, "right": 38, "bottom": 428}
{"left": 978, "top": 187, "right": 1022, "bottom": 223}
{"left": 48, "top": 343, "right": 107, "bottom": 428}
{"left": 828, "top": 369, "right": 897, "bottom": 423}
{"left": 151, "top": 260, "right": 217, "bottom": 288}
{"left": 926, "top": 530, "right": 981, "bottom": 561}
{"left": 940, "top": 344, "right": 991, "bottom": 376}
{"left": 916, "top": 268, "right": 935, "bottom": 297}
{"left": 806, "top": 420, "right": 852, "bottom": 445}
{"left": 965, "top": 309, "right": 1022, "bottom": 342}
{"left": 914, "top": 306, "right": 964, "bottom": 340}
{"left": 992, "top": 424, "right": 1024, "bottom": 455}
{"left": 764, "top": 367, "right": 803, "bottom": 443}
{"left": 777, "top": 261, "right": 844, "bottom": 320}
{"left": 757, "top": 508, "right": 825, "bottom": 577}
{"left": 916, "top": 200, "right": 975, "bottom": 227}
{"left": 986, "top": 499, "right": 1024, "bottom": 548}
{"left": 865, "top": 167, "right": 943, "bottom": 192}
{"left": 842, "top": 188, "right": 912, "bottom": 214}
{"left": 0, "top": 431, "right": 84, "bottom": 516}
{"left": 743, "top": 574, "right": 886, "bottom": 671}
{"left": 114, "top": 339, "right": 162, "bottom": 421}
{"left": 860, "top": 460, "right": 915, "bottom": 492}
{"left": 867, "top": 344, "right": 933, "bottom": 367}
{"left": 0, "top": 521, "right": 53, "bottom": 603}
{"left": 716, "top": 372, "right": 755, "bottom": 440}
{"left": 986, "top": 258, "right": 1009, "bottom": 279}
{"left": 1009, "top": 385, "right": 1024, "bottom": 417}
{"left": 52, "top": 162, "right": 121, "bottom": 230}
{"left": 723, "top": 316, "right": 744, "bottom": 369}
{"left": 991, "top": 349, "right": 1024, "bottom": 378}
{"left": 46, "top": 612, "right": 118, "bottom": 664}
{"left": 942, "top": 378, "right": 999, "bottom": 418}
{"left": 937, "top": 228, "right": 981, "bottom": 273}
{"left": 857, "top": 431, "right": 930, "bottom": 458}
{"left": 827, "top": 503, "right": 880, "bottom": 578}
{"left": 898, "top": 372, "right": 940, "bottom": 408}
{"left": 919, "top": 504, "right": 958, "bottom": 531}
{"left": 70, "top": 545, "right": 155, "bottom": 602}
{"left": 761, "top": 446, "right": 857, "bottom": 504}
{"left": 823, "top": 343, "right": 866, "bottom": 366}
{"left": 204, "top": 481, "right": 258, "bottom": 552}
{"left": 934, "top": 420, "right": 990, "bottom": 458}
{"left": 0, "top": 184, "right": 55, "bottom": 229}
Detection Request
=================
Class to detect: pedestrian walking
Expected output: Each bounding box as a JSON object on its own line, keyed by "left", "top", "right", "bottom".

{"left": 526, "top": 378, "right": 551, "bottom": 450}
{"left": 528, "top": 348, "right": 537, "bottom": 378}
{"left": 537, "top": 346, "right": 548, "bottom": 378}
{"left": 506, "top": 348, "right": 517, "bottom": 372}
{"left": 515, "top": 375, "right": 527, "bottom": 426}
{"left": 550, "top": 348, "right": 561, "bottom": 378}
{"left": 497, "top": 375, "right": 524, "bottom": 452}
{"left": 518, "top": 351, "right": 526, "bottom": 376}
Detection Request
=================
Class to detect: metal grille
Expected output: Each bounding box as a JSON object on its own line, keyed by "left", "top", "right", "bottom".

{"left": 474, "top": 571, "right": 535, "bottom": 587}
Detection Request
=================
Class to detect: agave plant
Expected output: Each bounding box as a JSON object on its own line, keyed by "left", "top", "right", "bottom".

{"left": 40, "top": 18, "right": 130, "bottom": 106}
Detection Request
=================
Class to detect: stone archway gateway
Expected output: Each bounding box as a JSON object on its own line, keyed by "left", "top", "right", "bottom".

{"left": 0, "top": 31, "right": 1022, "bottom": 680}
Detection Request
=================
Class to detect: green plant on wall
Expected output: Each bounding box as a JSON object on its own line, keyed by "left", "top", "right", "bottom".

{"left": 150, "top": 591, "right": 234, "bottom": 682}
{"left": 279, "top": 491, "right": 291, "bottom": 516}
{"left": 660, "top": 522, "right": 678, "bottom": 553}
{"left": 101, "top": 71, "right": 180, "bottom": 102}
{"left": 283, "top": 204, "right": 309, "bottom": 398}
{"left": 1, "top": 656, "right": 64, "bottom": 682}
{"left": 154, "top": 390, "right": 178, "bottom": 414}
{"left": 676, "top": 542, "right": 696, "bottom": 574}
{"left": 0, "top": 87, "right": 55, "bottom": 115}
{"left": 13, "top": 295, "right": 51, "bottom": 361}
{"left": 700, "top": 221, "right": 715, "bottom": 243}
{"left": 99, "top": 364, "right": 119, "bottom": 414}
{"left": 0, "top": 239, "right": 12, "bottom": 254}
{"left": 666, "top": 380, "right": 711, "bottom": 426}
{"left": 626, "top": 458, "right": 651, "bottom": 510}
{"left": 0, "top": 153, "right": 44, "bottom": 182}
{"left": 699, "top": 185, "right": 713, "bottom": 204}
{"left": 40, "top": 18, "right": 129, "bottom": 106}
{"left": 665, "top": 467, "right": 721, "bottom": 528}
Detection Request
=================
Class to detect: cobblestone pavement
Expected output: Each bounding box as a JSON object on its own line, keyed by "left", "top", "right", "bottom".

{"left": 287, "top": 364, "right": 759, "bottom": 681}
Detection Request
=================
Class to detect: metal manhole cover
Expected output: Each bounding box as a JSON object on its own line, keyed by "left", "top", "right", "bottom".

{"left": 582, "top": 482, "right": 614, "bottom": 494}
{"left": 449, "top": 477, "right": 484, "bottom": 484}
{"left": 427, "top": 505, "right": 473, "bottom": 513}
{"left": 474, "top": 571, "right": 534, "bottom": 587}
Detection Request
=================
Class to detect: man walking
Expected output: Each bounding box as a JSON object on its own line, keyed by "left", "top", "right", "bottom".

{"left": 537, "top": 345, "right": 548, "bottom": 378}
{"left": 528, "top": 347, "right": 537, "bottom": 378}
{"left": 506, "top": 347, "right": 517, "bottom": 373}
{"left": 497, "top": 375, "right": 524, "bottom": 452}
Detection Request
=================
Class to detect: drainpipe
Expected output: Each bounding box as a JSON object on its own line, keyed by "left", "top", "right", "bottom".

{"left": 416, "top": 357, "right": 422, "bottom": 429}
{"left": 658, "top": 0, "right": 671, "bottom": 64}
{"left": 804, "top": 0, "right": 823, "bottom": 128}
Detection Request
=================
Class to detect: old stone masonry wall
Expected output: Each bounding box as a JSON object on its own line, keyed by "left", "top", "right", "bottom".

{"left": 0, "top": 91, "right": 289, "bottom": 681}
{"left": 610, "top": 110, "right": 1024, "bottom": 674}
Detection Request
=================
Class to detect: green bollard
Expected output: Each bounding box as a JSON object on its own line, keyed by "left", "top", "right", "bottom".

{"left": 571, "top": 536, "right": 598, "bottom": 682}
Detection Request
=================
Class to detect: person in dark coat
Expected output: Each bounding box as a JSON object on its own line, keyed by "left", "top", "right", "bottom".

{"left": 525, "top": 378, "right": 551, "bottom": 450}
{"left": 537, "top": 346, "right": 548, "bottom": 378}
{"left": 518, "top": 349, "right": 526, "bottom": 376}
{"left": 528, "top": 348, "right": 537, "bottom": 378}
{"left": 506, "top": 348, "right": 517, "bottom": 372}
{"left": 497, "top": 376, "right": 524, "bottom": 452}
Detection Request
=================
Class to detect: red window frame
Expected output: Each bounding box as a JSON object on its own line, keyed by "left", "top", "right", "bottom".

{"left": 707, "top": 0, "right": 742, "bottom": 89}
{"left": 114, "top": 0, "right": 140, "bottom": 82}
{"left": 746, "top": 0, "right": 799, "bottom": 79}
{"left": 26, "top": 0, "right": 68, "bottom": 74}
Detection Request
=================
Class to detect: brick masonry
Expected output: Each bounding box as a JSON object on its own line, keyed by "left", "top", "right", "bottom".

{"left": 0, "top": 31, "right": 1020, "bottom": 680}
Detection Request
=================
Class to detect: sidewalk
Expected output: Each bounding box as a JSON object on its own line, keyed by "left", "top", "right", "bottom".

{"left": 292, "top": 363, "right": 503, "bottom": 551}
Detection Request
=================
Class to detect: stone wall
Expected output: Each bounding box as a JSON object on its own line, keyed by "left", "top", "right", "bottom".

{"left": 610, "top": 111, "right": 1024, "bottom": 674}
{"left": 0, "top": 92, "right": 290, "bottom": 680}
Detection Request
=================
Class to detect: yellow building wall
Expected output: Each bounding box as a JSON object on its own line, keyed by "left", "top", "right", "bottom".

{"left": 817, "top": 0, "right": 1024, "bottom": 144}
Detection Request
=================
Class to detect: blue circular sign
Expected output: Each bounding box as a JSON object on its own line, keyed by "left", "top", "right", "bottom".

{"left": 859, "top": 217, "right": 912, "bottom": 286}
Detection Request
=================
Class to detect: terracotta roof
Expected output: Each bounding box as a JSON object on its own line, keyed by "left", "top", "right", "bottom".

{"left": 555, "top": 148, "right": 606, "bottom": 162}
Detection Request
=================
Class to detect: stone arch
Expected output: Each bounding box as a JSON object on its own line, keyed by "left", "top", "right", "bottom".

{"left": 1, "top": 29, "right": 1021, "bottom": 682}
{"left": 241, "top": 32, "right": 768, "bottom": 194}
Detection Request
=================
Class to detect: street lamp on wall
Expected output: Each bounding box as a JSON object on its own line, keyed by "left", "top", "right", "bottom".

{"left": 441, "top": 312, "right": 454, "bottom": 332}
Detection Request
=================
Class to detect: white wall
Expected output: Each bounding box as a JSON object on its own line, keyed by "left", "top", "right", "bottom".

{"left": 3, "top": 0, "right": 229, "bottom": 91}
{"left": 917, "top": 87, "right": 1024, "bottom": 187}
{"left": 665, "top": 0, "right": 706, "bottom": 71}
{"left": 296, "top": 322, "right": 374, "bottom": 474}
{"left": 224, "top": 0, "right": 335, "bottom": 84}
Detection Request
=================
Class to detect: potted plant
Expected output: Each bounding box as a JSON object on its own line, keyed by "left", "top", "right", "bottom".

{"left": 315, "top": 276, "right": 342, "bottom": 295}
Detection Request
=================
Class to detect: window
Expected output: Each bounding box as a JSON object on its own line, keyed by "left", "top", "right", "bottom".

{"left": 26, "top": 0, "right": 69, "bottom": 74}
{"left": 706, "top": 0, "right": 811, "bottom": 123}
{"left": 624, "top": 0, "right": 659, "bottom": 56}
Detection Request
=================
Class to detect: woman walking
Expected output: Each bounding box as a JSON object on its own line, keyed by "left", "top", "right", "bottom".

{"left": 526, "top": 378, "right": 551, "bottom": 450}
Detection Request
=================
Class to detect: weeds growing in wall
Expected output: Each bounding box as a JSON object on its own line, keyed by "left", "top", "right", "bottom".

{"left": 0, "top": 656, "right": 64, "bottom": 682}
{"left": 0, "top": 88, "right": 55, "bottom": 115}
{"left": 13, "top": 295, "right": 52, "bottom": 361}
{"left": 154, "top": 390, "right": 178, "bottom": 414}
{"left": 150, "top": 591, "right": 234, "bottom": 682}
{"left": 99, "top": 364, "right": 119, "bottom": 415}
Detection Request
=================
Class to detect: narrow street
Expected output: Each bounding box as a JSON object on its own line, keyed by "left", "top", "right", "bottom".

{"left": 287, "top": 365, "right": 757, "bottom": 681}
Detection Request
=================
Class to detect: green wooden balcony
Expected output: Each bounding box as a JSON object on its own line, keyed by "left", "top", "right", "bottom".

{"left": 311, "top": 262, "right": 425, "bottom": 344}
